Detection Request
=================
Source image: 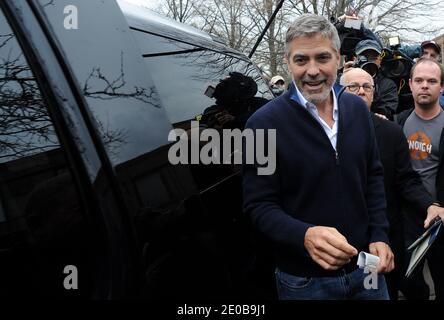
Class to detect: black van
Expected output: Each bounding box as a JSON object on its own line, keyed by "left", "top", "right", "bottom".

{"left": 0, "top": 0, "right": 274, "bottom": 299}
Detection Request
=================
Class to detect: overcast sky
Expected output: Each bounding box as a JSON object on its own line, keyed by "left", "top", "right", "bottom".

{"left": 121, "top": 0, "right": 444, "bottom": 43}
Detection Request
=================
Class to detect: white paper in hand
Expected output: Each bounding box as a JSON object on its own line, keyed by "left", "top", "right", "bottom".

{"left": 357, "top": 252, "right": 380, "bottom": 272}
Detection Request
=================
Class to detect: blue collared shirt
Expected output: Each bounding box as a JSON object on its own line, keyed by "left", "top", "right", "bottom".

{"left": 290, "top": 82, "right": 339, "bottom": 151}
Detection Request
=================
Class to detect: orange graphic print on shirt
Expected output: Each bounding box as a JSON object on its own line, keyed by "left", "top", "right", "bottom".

{"left": 407, "top": 131, "right": 432, "bottom": 160}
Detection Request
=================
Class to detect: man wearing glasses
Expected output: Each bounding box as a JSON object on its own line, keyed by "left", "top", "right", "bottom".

{"left": 340, "top": 68, "right": 443, "bottom": 300}
{"left": 345, "top": 40, "right": 399, "bottom": 120}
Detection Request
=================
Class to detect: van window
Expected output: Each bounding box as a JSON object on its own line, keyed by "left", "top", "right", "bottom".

{"left": 38, "top": 0, "right": 173, "bottom": 166}
{"left": 0, "top": 8, "right": 95, "bottom": 298}
{"left": 132, "top": 31, "right": 273, "bottom": 126}
{"left": 36, "top": 3, "right": 210, "bottom": 298}
{"left": 34, "top": 2, "right": 263, "bottom": 298}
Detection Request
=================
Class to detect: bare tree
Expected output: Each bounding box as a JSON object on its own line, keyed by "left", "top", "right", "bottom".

{"left": 286, "top": 0, "right": 442, "bottom": 39}
{"left": 192, "top": 0, "right": 258, "bottom": 51}
{"left": 363, "top": 0, "right": 442, "bottom": 40}
{"left": 244, "top": 0, "right": 297, "bottom": 78}
{"left": 161, "top": 0, "right": 197, "bottom": 23}
{"left": 154, "top": 0, "right": 443, "bottom": 80}
{"left": 0, "top": 36, "right": 153, "bottom": 161}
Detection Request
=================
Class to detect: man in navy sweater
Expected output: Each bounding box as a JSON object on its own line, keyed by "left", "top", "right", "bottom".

{"left": 242, "top": 14, "right": 394, "bottom": 300}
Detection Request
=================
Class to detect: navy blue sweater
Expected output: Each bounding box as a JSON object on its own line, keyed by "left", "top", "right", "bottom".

{"left": 242, "top": 86, "right": 390, "bottom": 277}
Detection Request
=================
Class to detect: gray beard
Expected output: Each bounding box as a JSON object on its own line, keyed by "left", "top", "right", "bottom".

{"left": 305, "top": 89, "right": 332, "bottom": 105}
{"left": 294, "top": 75, "right": 336, "bottom": 105}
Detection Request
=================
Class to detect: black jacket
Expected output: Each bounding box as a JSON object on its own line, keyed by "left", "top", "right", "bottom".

{"left": 373, "top": 114, "right": 433, "bottom": 222}
{"left": 372, "top": 114, "right": 433, "bottom": 251}
{"left": 372, "top": 73, "right": 399, "bottom": 120}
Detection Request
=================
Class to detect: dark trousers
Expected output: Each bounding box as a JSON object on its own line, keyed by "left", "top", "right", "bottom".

{"left": 275, "top": 268, "right": 389, "bottom": 300}
{"left": 400, "top": 256, "right": 429, "bottom": 300}
{"left": 401, "top": 232, "right": 444, "bottom": 300}
{"left": 428, "top": 238, "right": 444, "bottom": 300}
{"left": 385, "top": 227, "right": 405, "bottom": 300}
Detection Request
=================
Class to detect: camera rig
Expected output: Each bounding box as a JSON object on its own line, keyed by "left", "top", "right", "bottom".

{"left": 333, "top": 17, "right": 414, "bottom": 112}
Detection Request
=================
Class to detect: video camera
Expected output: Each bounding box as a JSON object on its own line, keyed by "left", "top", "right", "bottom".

{"left": 354, "top": 55, "right": 379, "bottom": 78}
{"left": 380, "top": 36, "right": 414, "bottom": 80}
{"left": 334, "top": 17, "right": 414, "bottom": 112}
{"left": 333, "top": 17, "right": 387, "bottom": 60}
{"left": 380, "top": 36, "right": 415, "bottom": 112}
{"left": 200, "top": 72, "right": 259, "bottom": 128}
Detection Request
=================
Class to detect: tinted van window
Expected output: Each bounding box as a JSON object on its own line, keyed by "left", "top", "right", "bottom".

{"left": 132, "top": 31, "right": 273, "bottom": 126}
{"left": 33, "top": 1, "right": 270, "bottom": 299}
{"left": 0, "top": 8, "right": 95, "bottom": 298}
{"left": 38, "top": 0, "right": 173, "bottom": 166}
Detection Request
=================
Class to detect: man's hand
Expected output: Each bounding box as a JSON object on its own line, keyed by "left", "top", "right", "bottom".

{"left": 215, "top": 111, "right": 235, "bottom": 126}
{"left": 369, "top": 242, "right": 394, "bottom": 273}
{"left": 304, "top": 226, "right": 358, "bottom": 271}
{"left": 424, "top": 204, "right": 444, "bottom": 228}
{"left": 342, "top": 61, "right": 355, "bottom": 72}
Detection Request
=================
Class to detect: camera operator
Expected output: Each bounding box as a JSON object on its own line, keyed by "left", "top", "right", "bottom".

{"left": 351, "top": 39, "right": 399, "bottom": 120}
{"left": 201, "top": 72, "right": 268, "bottom": 130}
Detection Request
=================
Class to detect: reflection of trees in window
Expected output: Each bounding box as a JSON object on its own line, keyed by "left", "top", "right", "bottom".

{"left": 189, "top": 51, "right": 269, "bottom": 94}
{"left": 1, "top": 36, "right": 158, "bottom": 162}
{"left": 179, "top": 49, "right": 271, "bottom": 97}
{"left": 145, "top": 37, "right": 270, "bottom": 97}
{"left": 83, "top": 53, "right": 161, "bottom": 108}
{"left": 81, "top": 52, "right": 164, "bottom": 160}
{"left": 0, "top": 32, "right": 14, "bottom": 50}
{"left": 94, "top": 115, "right": 129, "bottom": 160}
{"left": 41, "top": 0, "right": 54, "bottom": 7}
{"left": 0, "top": 33, "right": 58, "bottom": 162}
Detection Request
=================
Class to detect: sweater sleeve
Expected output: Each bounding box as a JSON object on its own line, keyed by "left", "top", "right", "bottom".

{"left": 242, "top": 115, "right": 313, "bottom": 256}
{"left": 365, "top": 112, "right": 391, "bottom": 245}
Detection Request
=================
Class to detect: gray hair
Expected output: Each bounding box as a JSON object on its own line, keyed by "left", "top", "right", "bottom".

{"left": 285, "top": 14, "right": 341, "bottom": 58}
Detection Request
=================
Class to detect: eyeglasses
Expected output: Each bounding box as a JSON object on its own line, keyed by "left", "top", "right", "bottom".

{"left": 345, "top": 83, "right": 374, "bottom": 93}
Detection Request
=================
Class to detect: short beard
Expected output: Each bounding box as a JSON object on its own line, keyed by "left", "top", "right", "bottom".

{"left": 416, "top": 97, "right": 439, "bottom": 110}
{"left": 295, "top": 74, "right": 336, "bottom": 105}
{"left": 417, "top": 102, "right": 435, "bottom": 110}
{"left": 304, "top": 89, "right": 332, "bottom": 105}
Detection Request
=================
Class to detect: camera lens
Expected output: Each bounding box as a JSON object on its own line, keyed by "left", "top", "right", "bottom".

{"left": 389, "top": 60, "right": 405, "bottom": 77}
{"left": 361, "top": 62, "right": 379, "bottom": 78}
